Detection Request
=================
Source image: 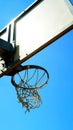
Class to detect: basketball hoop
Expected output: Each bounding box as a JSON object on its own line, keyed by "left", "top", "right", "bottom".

{"left": 11, "top": 65, "right": 49, "bottom": 112}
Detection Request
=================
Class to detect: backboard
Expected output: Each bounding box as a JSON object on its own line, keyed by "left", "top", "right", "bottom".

{"left": 0, "top": 0, "right": 73, "bottom": 77}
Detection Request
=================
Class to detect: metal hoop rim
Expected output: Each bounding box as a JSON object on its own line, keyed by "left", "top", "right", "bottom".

{"left": 11, "top": 65, "right": 49, "bottom": 89}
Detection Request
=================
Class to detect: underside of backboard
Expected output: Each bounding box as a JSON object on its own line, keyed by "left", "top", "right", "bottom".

{"left": 0, "top": 0, "right": 73, "bottom": 77}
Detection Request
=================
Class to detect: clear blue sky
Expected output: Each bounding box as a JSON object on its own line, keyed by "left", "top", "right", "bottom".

{"left": 0, "top": 0, "right": 73, "bottom": 130}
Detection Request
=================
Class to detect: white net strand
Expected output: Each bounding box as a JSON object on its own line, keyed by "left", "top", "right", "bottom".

{"left": 16, "top": 87, "right": 42, "bottom": 112}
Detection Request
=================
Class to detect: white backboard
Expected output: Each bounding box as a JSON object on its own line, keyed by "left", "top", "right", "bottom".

{"left": 0, "top": 0, "right": 73, "bottom": 77}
